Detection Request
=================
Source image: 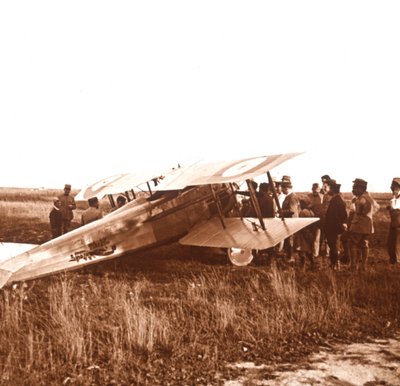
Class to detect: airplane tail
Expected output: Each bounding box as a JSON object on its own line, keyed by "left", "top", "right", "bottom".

{"left": 0, "top": 269, "right": 12, "bottom": 289}
{"left": 0, "top": 242, "right": 38, "bottom": 263}
{"left": 0, "top": 243, "right": 38, "bottom": 288}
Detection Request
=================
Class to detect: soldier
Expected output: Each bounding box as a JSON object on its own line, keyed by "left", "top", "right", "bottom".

{"left": 49, "top": 198, "right": 63, "bottom": 239}
{"left": 348, "top": 178, "right": 375, "bottom": 271}
{"left": 58, "top": 184, "right": 76, "bottom": 234}
{"left": 308, "top": 182, "right": 323, "bottom": 260}
{"left": 81, "top": 197, "right": 103, "bottom": 225}
{"left": 387, "top": 177, "right": 400, "bottom": 264}
{"left": 274, "top": 179, "right": 286, "bottom": 253}
{"left": 320, "top": 174, "right": 332, "bottom": 258}
{"left": 257, "top": 182, "right": 275, "bottom": 218}
{"left": 324, "top": 180, "right": 347, "bottom": 270}
{"left": 279, "top": 178, "right": 300, "bottom": 263}
{"left": 297, "top": 198, "right": 318, "bottom": 270}
{"left": 274, "top": 180, "right": 286, "bottom": 215}
{"left": 111, "top": 195, "right": 127, "bottom": 212}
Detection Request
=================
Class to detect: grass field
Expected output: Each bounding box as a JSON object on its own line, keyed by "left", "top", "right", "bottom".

{"left": 0, "top": 188, "right": 399, "bottom": 385}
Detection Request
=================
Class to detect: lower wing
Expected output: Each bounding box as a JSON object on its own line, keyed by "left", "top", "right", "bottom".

{"left": 179, "top": 217, "right": 319, "bottom": 250}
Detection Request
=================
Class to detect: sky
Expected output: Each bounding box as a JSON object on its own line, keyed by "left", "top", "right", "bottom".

{"left": 1, "top": 1, "right": 399, "bottom": 193}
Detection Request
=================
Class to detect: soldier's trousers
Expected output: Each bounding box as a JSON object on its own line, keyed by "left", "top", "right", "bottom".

{"left": 387, "top": 227, "right": 400, "bottom": 264}
{"left": 348, "top": 232, "right": 370, "bottom": 270}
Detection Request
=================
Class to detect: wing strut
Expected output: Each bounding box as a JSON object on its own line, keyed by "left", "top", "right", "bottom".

{"left": 146, "top": 182, "right": 153, "bottom": 196}
{"left": 267, "top": 171, "right": 284, "bottom": 221}
{"left": 209, "top": 185, "right": 226, "bottom": 229}
{"left": 108, "top": 194, "right": 115, "bottom": 208}
{"left": 246, "top": 179, "right": 265, "bottom": 231}
{"left": 229, "top": 183, "right": 243, "bottom": 219}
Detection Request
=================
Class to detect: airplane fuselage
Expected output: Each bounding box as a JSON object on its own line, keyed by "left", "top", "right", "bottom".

{"left": 0, "top": 184, "right": 234, "bottom": 287}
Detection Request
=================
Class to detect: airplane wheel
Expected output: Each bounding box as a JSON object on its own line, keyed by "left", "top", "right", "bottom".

{"left": 227, "top": 247, "right": 254, "bottom": 266}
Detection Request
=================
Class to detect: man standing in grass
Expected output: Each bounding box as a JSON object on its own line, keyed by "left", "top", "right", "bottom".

{"left": 320, "top": 174, "right": 332, "bottom": 258}
{"left": 279, "top": 178, "right": 300, "bottom": 263}
{"left": 387, "top": 178, "right": 400, "bottom": 265}
{"left": 308, "top": 182, "right": 324, "bottom": 261}
{"left": 58, "top": 184, "right": 76, "bottom": 234}
{"left": 348, "top": 178, "right": 375, "bottom": 271}
{"left": 324, "top": 180, "right": 348, "bottom": 270}
{"left": 49, "top": 198, "right": 63, "bottom": 238}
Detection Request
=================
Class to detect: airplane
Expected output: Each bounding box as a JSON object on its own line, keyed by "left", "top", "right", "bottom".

{"left": 0, "top": 152, "right": 319, "bottom": 289}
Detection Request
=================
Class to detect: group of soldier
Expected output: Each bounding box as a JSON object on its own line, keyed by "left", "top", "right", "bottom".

{"left": 49, "top": 184, "right": 76, "bottom": 238}
{"left": 48, "top": 177, "right": 400, "bottom": 270}
{"left": 239, "top": 175, "right": 400, "bottom": 270}
{"left": 49, "top": 185, "right": 128, "bottom": 238}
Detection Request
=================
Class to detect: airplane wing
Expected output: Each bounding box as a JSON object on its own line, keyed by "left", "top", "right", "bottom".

{"left": 0, "top": 214, "right": 144, "bottom": 289}
{"left": 179, "top": 217, "right": 319, "bottom": 250}
{"left": 156, "top": 152, "right": 303, "bottom": 191}
{"left": 75, "top": 170, "right": 168, "bottom": 201}
{"left": 0, "top": 242, "right": 38, "bottom": 263}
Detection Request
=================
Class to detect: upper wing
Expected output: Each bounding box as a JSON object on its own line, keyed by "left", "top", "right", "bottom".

{"left": 179, "top": 217, "right": 319, "bottom": 250}
{"left": 156, "top": 152, "right": 303, "bottom": 191}
{"left": 76, "top": 152, "right": 302, "bottom": 199}
{"left": 75, "top": 170, "right": 167, "bottom": 201}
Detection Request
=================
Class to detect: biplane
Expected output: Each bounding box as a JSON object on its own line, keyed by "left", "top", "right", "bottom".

{"left": 0, "top": 152, "right": 319, "bottom": 289}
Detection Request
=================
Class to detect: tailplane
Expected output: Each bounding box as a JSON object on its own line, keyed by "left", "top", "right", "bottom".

{"left": 0, "top": 242, "right": 38, "bottom": 263}
{"left": 0, "top": 243, "right": 38, "bottom": 288}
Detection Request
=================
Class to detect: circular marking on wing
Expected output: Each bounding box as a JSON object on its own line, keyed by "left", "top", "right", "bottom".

{"left": 85, "top": 174, "right": 125, "bottom": 198}
{"left": 221, "top": 157, "right": 268, "bottom": 178}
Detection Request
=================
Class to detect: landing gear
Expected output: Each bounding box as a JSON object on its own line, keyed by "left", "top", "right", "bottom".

{"left": 226, "top": 247, "right": 254, "bottom": 266}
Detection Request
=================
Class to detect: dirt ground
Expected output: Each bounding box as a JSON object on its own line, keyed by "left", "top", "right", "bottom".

{"left": 226, "top": 334, "right": 400, "bottom": 385}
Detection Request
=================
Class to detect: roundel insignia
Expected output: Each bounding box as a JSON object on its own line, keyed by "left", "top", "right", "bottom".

{"left": 85, "top": 174, "right": 126, "bottom": 198}
{"left": 220, "top": 157, "right": 268, "bottom": 178}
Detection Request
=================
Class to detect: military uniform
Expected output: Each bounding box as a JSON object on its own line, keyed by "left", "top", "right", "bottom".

{"left": 58, "top": 184, "right": 76, "bottom": 234}
{"left": 281, "top": 183, "right": 300, "bottom": 260}
{"left": 324, "top": 187, "right": 347, "bottom": 269}
{"left": 348, "top": 179, "right": 375, "bottom": 270}
{"left": 81, "top": 207, "right": 103, "bottom": 225}
{"left": 49, "top": 206, "right": 63, "bottom": 238}
{"left": 387, "top": 178, "right": 400, "bottom": 264}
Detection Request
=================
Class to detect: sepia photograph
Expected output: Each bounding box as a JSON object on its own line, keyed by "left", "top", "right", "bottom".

{"left": 1, "top": 1, "right": 400, "bottom": 385}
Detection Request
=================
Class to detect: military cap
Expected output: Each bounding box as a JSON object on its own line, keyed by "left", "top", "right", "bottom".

{"left": 390, "top": 178, "right": 400, "bottom": 189}
{"left": 281, "top": 181, "right": 293, "bottom": 188}
{"left": 64, "top": 184, "right": 72, "bottom": 190}
{"left": 321, "top": 175, "right": 331, "bottom": 183}
{"left": 328, "top": 179, "right": 341, "bottom": 192}
{"left": 352, "top": 178, "right": 368, "bottom": 188}
{"left": 281, "top": 175, "right": 291, "bottom": 182}
{"left": 88, "top": 197, "right": 99, "bottom": 206}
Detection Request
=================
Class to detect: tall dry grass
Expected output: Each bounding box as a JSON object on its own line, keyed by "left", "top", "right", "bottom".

{"left": 0, "top": 188, "right": 111, "bottom": 243}
{"left": 1, "top": 264, "right": 400, "bottom": 385}
{"left": 0, "top": 188, "right": 399, "bottom": 384}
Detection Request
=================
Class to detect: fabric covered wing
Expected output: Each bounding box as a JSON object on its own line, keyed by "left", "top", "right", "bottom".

{"left": 75, "top": 171, "right": 166, "bottom": 201}
{"left": 156, "top": 153, "right": 303, "bottom": 191}
{"left": 0, "top": 243, "right": 37, "bottom": 288}
{"left": 179, "top": 217, "right": 319, "bottom": 250}
{"left": 0, "top": 242, "right": 37, "bottom": 263}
